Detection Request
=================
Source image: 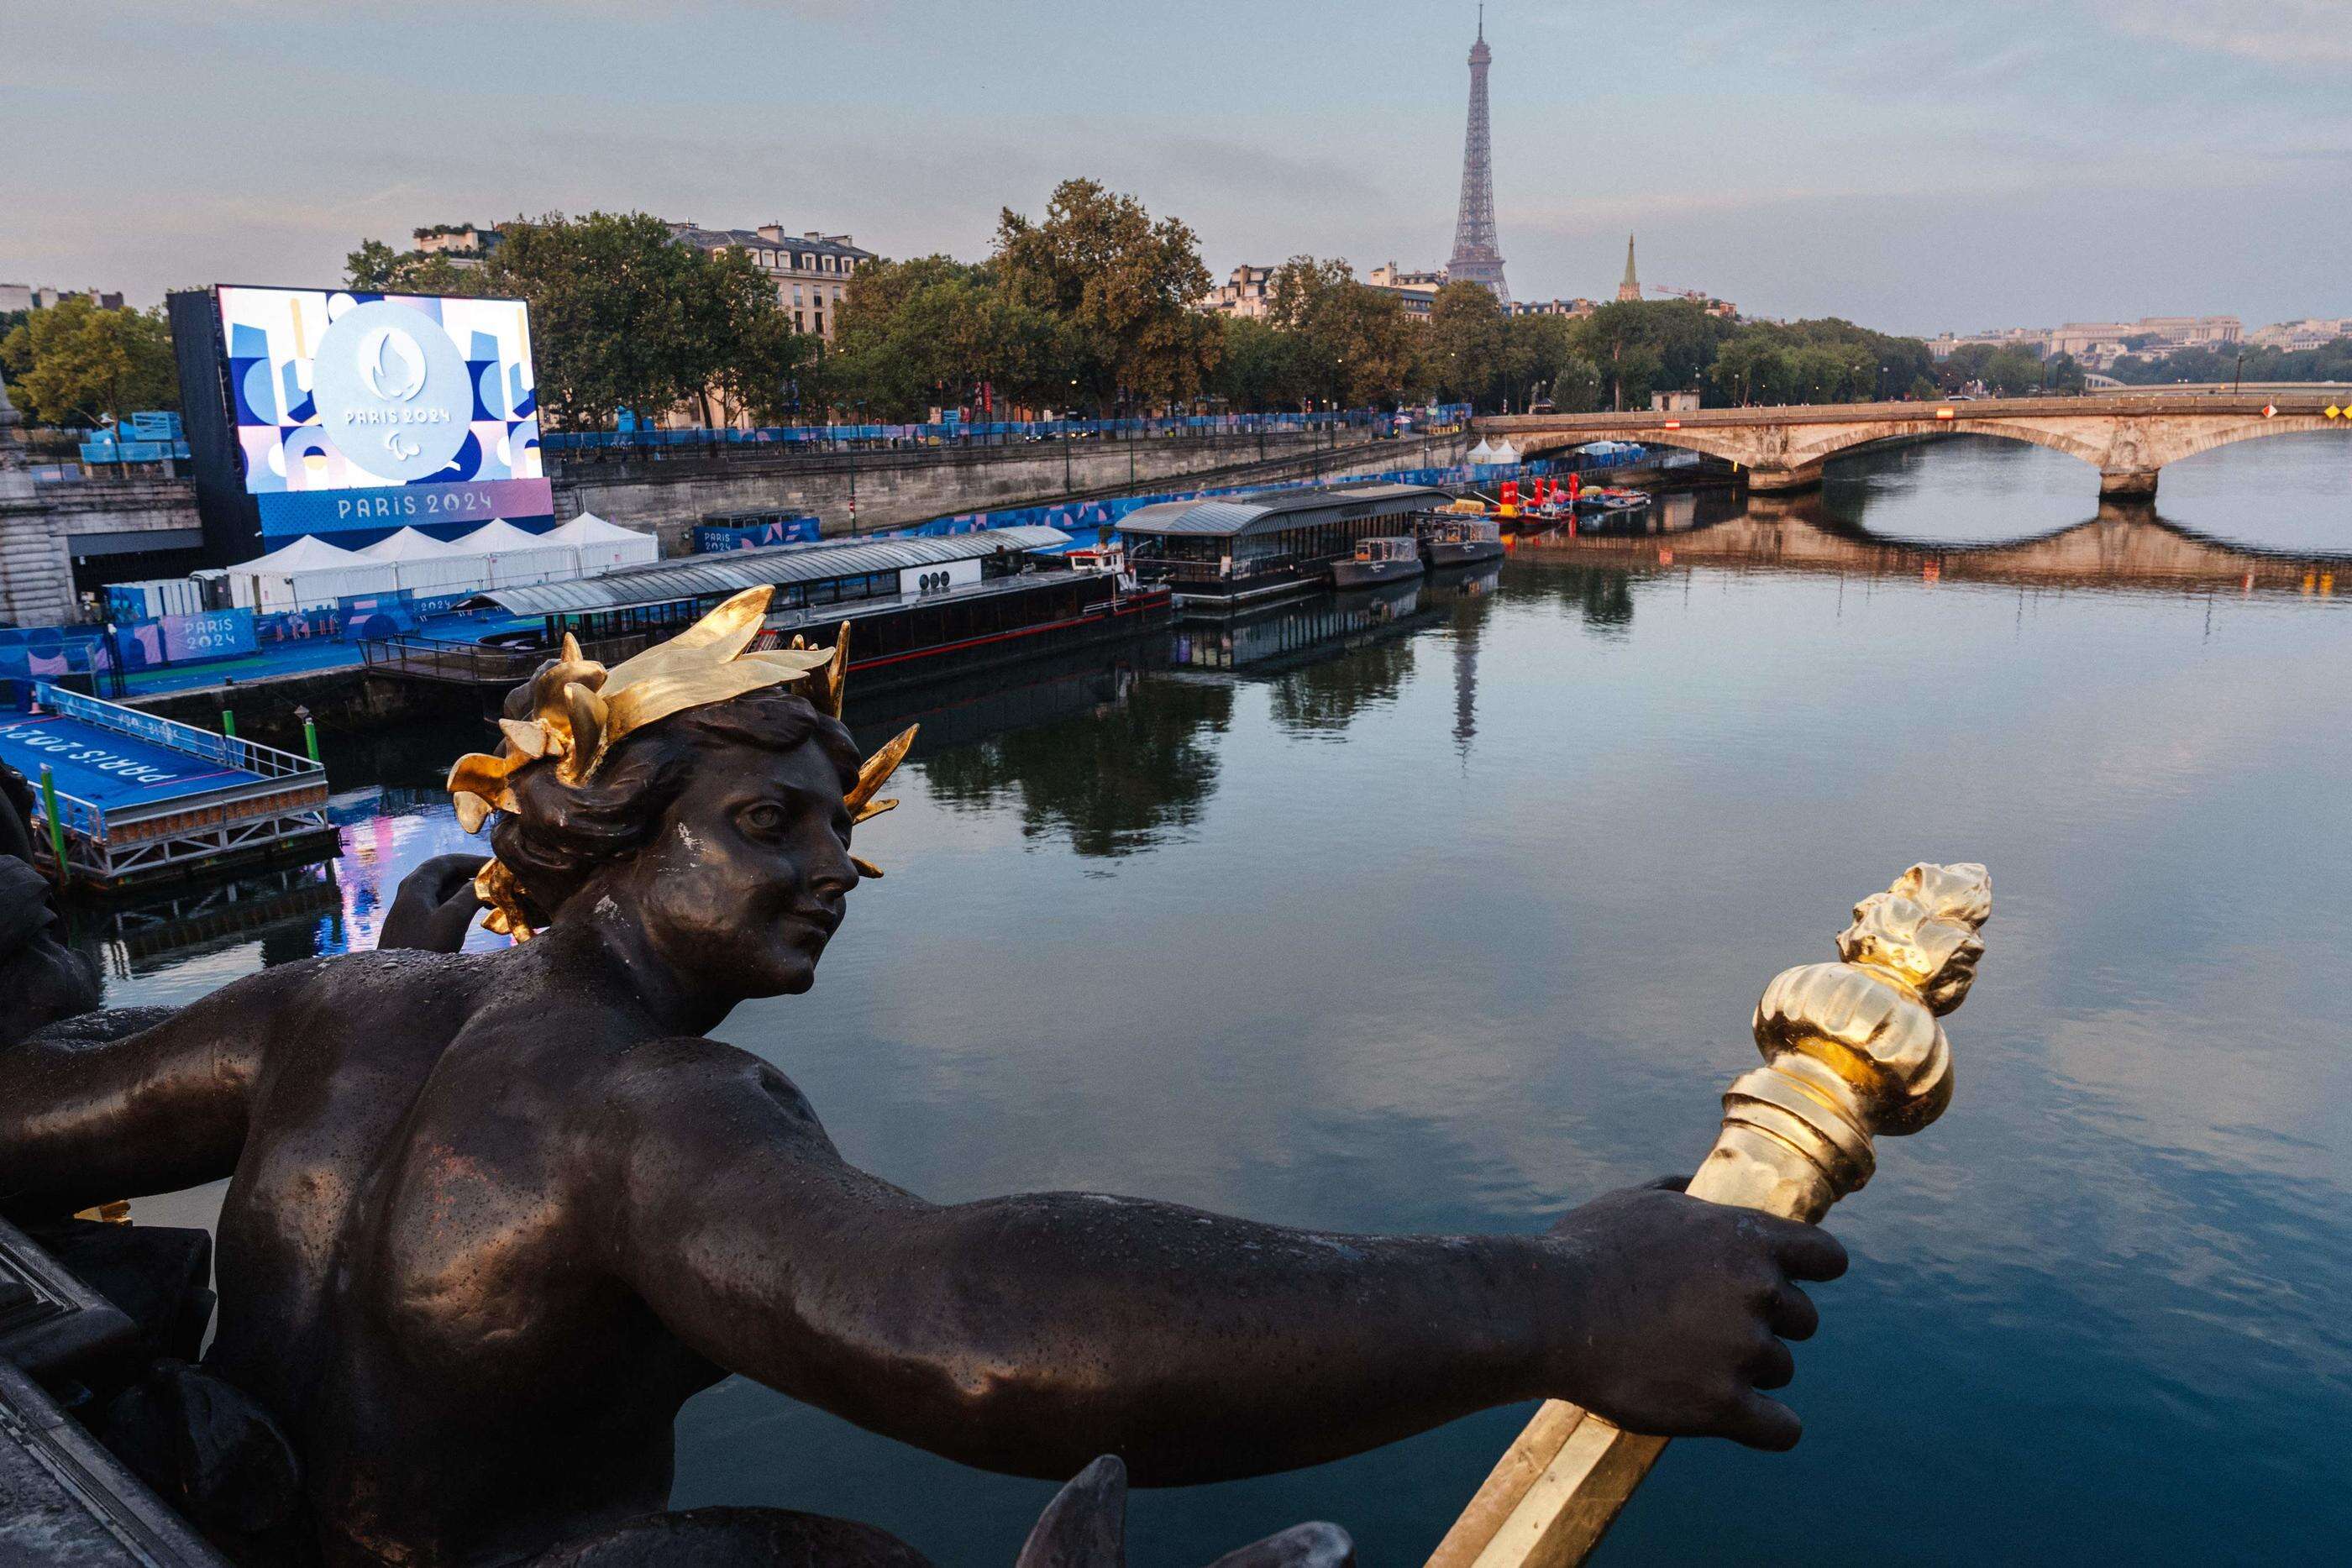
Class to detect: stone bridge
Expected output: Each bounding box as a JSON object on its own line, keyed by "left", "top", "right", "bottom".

{"left": 1483, "top": 392, "right": 2349, "bottom": 499}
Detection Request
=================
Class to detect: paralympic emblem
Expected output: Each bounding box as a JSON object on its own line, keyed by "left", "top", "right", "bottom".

{"left": 312, "top": 301, "right": 473, "bottom": 485}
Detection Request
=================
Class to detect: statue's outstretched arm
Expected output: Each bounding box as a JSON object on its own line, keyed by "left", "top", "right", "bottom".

{"left": 605, "top": 1041, "right": 1842, "bottom": 1484}
{"left": 0, "top": 963, "right": 291, "bottom": 1219}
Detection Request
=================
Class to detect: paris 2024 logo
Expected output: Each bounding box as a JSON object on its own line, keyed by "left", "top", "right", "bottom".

{"left": 312, "top": 301, "right": 473, "bottom": 485}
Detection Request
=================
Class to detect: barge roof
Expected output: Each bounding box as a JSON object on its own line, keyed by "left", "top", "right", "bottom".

{"left": 1116, "top": 483, "right": 1451, "bottom": 540}
{"left": 468, "top": 527, "right": 1073, "bottom": 616}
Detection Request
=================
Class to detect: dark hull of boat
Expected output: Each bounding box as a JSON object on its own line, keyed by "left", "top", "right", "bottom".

{"left": 1424, "top": 538, "right": 1508, "bottom": 567}
{"left": 1329, "top": 557, "right": 1428, "bottom": 590}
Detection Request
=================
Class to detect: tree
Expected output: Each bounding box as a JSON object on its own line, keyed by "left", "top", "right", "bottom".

{"left": 0, "top": 296, "right": 178, "bottom": 428}
{"left": 691, "top": 244, "right": 816, "bottom": 428}
{"left": 1418, "top": 282, "right": 1509, "bottom": 409}
{"left": 344, "top": 239, "right": 489, "bottom": 298}
{"left": 1265, "top": 256, "right": 1415, "bottom": 408}
{"left": 992, "top": 179, "right": 1220, "bottom": 412}
{"left": 478, "top": 212, "right": 741, "bottom": 431}
{"left": 1567, "top": 300, "right": 1734, "bottom": 411}
{"left": 1499, "top": 314, "right": 1599, "bottom": 412}
{"left": 827, "top": 254, "right": 1059, "bottom": 420}
{"left": 1210, "top": 316, "right": 1302, "bottom": 412}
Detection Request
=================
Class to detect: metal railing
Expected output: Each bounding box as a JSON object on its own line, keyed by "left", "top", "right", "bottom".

{"left": 545, "top": 407, "right": 1472, "bottom": 459}
{"left": 360, "top": 630, "right": 656, "bottom": 686}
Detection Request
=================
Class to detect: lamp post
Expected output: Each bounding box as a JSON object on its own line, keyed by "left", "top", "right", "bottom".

{"left": 847, "top": 399, "right": 866, "bottom": 533}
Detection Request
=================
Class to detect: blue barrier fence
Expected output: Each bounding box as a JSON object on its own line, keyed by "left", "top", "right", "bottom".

{"left": 550, "top": 406, "right": 1472, "bottom": 456}
{"left": 845, "top": 449, "right": 1646, "bottom": 552}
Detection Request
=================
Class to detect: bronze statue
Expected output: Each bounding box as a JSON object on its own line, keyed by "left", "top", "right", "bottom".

{"left": 0, "top": 761, "right": 107, "bottom": 1047}
{"left": 2, "top": 590, "right": 1845, "bottom": 1566}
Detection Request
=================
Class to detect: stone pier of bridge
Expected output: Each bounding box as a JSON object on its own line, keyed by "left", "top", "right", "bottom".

{"left": 1484, "top": 392, "right": 2349, "bottom": 501}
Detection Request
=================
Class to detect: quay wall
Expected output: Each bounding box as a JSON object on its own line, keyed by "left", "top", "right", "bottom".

{"left": 131, "top": 667, "right": 479, "bottom": 751}
{"left": 3, "top": 433, "right": 1465, "bottom": 621}
{"left": 547, "top": 428, "right": 1418, "bottom": 553}
{"left": 0, "top": 471, "right": 200, "bottom": 626}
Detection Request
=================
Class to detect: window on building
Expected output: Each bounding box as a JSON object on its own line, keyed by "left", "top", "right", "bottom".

{"left": 794, "top": 311, "right": 805, "bottom": 332}
{"left": 812, "top": 312, "right": 824, "bottom": 335}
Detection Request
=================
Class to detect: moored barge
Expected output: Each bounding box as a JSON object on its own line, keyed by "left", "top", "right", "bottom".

{"left": 1330, "top": 536, "right": 1427, "bottom": 591}
{"left": 1416, "top": 513, "right": 1505, "bottom": 567}
{"left": 375, "top": 527, "right": 1170, "bottom": 698}
{"left": 1119, "top": 483, "right": 1454, "bottom": 606}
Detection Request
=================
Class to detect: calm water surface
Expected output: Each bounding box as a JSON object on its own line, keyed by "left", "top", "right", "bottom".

{"left": 86, "top": 435, "right": 2352, "bottom": 1565}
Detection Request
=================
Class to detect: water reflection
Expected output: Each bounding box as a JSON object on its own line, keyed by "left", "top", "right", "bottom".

{"left": 913, "top": 668, "right": 1234, "bottom": 859}
{"left": 72, "top": 437, "right": 2352, "bottom": 1567}
{"left": 1528, "top": 487, "right": 2348, "bottom": 598}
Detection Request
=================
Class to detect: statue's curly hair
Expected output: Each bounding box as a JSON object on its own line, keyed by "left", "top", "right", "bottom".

{"left": 486, "top": 686, "right": 862, "bottom": 931}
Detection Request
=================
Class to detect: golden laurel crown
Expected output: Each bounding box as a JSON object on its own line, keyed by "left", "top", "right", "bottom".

{"left": 445, "top": 586, "right": 915, "bottom": 939}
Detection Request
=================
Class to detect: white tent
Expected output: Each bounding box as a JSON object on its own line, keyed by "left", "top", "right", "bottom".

{"left": 227, "top": 534, "right": 400, "bottom": 613}
{"left": 360, "top": 527, "right": 489, "bottom": 595}
{"left": 1487, "top": 438, "right": 1523, "bottom": 465}
{"left": 543, "top": 511, "right": 659, "bottom": 574}
{"left": 449, "top": 518, "right": 580, "bottom": 588}
{"left": 1465, "top": 438, "right": 1498, "bottom": 464}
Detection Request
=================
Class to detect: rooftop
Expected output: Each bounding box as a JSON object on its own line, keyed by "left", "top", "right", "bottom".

{"left": 669, "top": 223, "right": 876, "bottom": 262}
{"left": 469, "top": 527, "right": 1070, "bottom": 616}
{"left": 1116, "top": 483, "right": 1452, "bottom": 540}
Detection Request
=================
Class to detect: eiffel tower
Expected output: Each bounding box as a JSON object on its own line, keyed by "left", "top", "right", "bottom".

{"left": 1445, "top": 9, "right": 1509, "bottom": 307}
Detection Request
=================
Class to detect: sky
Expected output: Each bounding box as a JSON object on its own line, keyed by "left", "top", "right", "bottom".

{"left": 5, "top": 0, "right": 2348, "bottom": 335}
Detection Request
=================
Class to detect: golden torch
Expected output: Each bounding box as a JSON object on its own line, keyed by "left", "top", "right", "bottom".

{"left": 1427, "top": 862, "right": 1992, "bottom": 1568}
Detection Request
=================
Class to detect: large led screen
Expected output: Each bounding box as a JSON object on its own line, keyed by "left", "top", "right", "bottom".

{"left": 218, "top": 286, "right": 549, "bottom": 539}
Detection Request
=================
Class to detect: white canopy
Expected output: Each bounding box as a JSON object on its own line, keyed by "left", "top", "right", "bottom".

{"left": 360, "top": 526, "right": 496, "bottom": 594}
{"left": 1465, "top": 438, "right": 1498, "bottom": 464}
{"left": 1487, "top": 438, "right": 1523, "bottom": 465}
{"left": 447, "top": 518, "right": 580, "bottom": 588}
{"left": 232, "top": 534, "right": 377, "bottom": 574}
{"left": 360, "top": 527, "right": 462, "bottom": 561}
{"left": 543, "top": 511, "right": 660, "bottom": 573}
{"left": 225, "top": 534, "right": 400, "bottom": 612}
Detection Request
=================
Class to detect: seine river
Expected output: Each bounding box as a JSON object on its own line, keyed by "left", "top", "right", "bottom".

{"left": 90, "top": 433, "right": 2350, "bottom": 1565}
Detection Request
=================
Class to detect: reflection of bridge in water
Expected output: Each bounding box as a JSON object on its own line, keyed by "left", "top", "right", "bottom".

{"left": 1522, "top": 492, "right": 2349, "bottom": 595}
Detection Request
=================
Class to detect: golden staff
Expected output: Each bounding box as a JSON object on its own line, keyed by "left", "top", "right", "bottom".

{"left": 1427, "top": 862, "right": 1992, "bottom": 1568}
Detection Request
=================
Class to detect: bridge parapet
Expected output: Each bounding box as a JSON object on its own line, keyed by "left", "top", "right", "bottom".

{"left": 1485, "top": 394, "right": 2349, "bottom": 500}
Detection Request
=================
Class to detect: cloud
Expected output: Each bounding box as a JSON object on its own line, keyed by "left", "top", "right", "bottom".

{"left": 2091, "top": 0, "right": 2352, "bottom": 66}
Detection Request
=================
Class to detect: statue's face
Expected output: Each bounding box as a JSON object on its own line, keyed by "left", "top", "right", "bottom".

{"left": 617, "top": 737, "right": 858, "bottom": 999}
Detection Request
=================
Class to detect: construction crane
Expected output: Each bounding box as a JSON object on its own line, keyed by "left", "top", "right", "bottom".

{"left": 1648, "top": 284, "right": 1714, "bottom": 303}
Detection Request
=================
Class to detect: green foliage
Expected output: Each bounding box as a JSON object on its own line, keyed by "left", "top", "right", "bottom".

{"left": 1931, "top": 341, "right": 2078, "bottom": 396}
{"left": 1499, "top": 314, "right": 1600, "bottom": 412}
{"left": 1567, "top": 299, "right": 1733, "bottom": 409}
{"left": 478, "top": 211, "right": 788, "bottom": 432}
{"left": 2108, "top": 338, "right": 2352, "bottom": 385}
{"left": 825, "top": 254, "right": 1058, "bottom": 421}
{"left": 1418, "top": 282, "right": 1509, "bottom": 407}
{"left": 0, "top": 296, "right": 178, "bottom": 428}
{"left": 1703, "top": 317, "right": 1935, "bottom": 406}
{"left": 1264, "top": 256, "right": 1415, "bottom": 407}
{"left": 992, "top": 179, "right": 1219, "bottom": 411}
{"left": 1209, "top": 316, "right": 1302, "bottom": 412}
{"left": 343, "top": 239, "right": 489, "bottom": 299}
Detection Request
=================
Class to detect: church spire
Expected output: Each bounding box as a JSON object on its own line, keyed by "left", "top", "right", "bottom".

{"left": 1617, "top": 233, "right": 1641, "bottom": 302}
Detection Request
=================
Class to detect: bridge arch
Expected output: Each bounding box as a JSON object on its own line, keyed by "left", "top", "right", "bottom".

{"left": 1487, "top": 398, "right": 2346, "bottom": 501}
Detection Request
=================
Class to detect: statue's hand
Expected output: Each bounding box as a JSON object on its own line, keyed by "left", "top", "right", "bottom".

{"left": 1543, "top": 1180, "right": 1845, "bottom": 1450}
{"left": 379, "top": 853, "right": 491, "bottom": 952}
